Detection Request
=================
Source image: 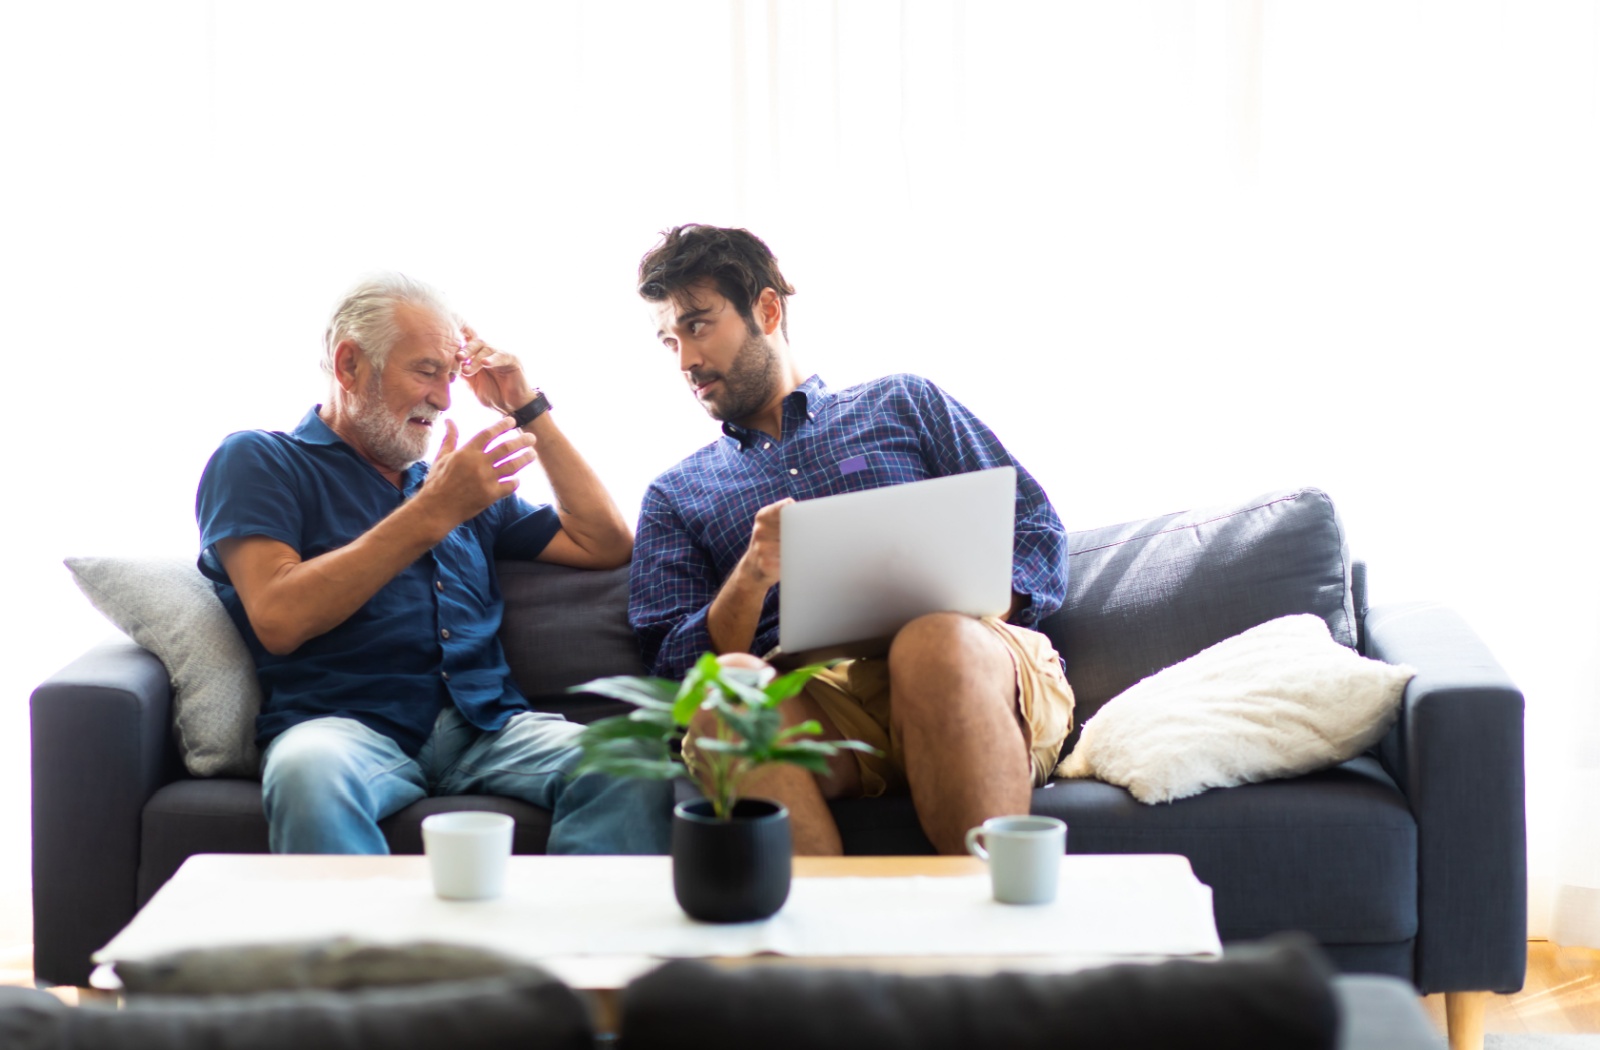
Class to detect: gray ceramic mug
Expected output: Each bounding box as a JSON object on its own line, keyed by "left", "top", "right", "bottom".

{"left": 965, "top": 815, "right": 1066, "bottom": 904}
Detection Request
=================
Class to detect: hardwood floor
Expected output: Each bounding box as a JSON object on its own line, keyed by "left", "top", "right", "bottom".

{"left": 1420, "top": 942, "right": 1600, "bottom": 1037}
{"left": 5, "top": 935, "right": 1598, "bottom": 1030}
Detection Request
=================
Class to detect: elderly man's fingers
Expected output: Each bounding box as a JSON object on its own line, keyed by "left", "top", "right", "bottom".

{"left": 494, "top": 448, "right": 539, "bottom": 478}
{"left": 434, "top": 419, "right": 460, "bottom": 459}
{"left": 468, "top": 415, "right": 523, "bottom": 451}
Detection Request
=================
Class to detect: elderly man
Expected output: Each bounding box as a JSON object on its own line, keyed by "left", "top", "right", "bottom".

{"left": 630, "top": 225, "right": 1074, "bottom": 856}
{"left": 197, "top": 273, "right": 671, "bottom": 855}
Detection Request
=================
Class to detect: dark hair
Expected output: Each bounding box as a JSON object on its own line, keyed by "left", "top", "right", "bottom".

{"left": 637, "top": 225, "right": 796, "bottom": 338}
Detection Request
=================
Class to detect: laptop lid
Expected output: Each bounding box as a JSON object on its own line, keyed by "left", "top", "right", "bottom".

{"left": 775, "top": 466, "right": 1016, "bottom": 661}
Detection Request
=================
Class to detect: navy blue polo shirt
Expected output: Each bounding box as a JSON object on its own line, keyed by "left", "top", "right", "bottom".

{"left": 196, "top": 407, "right": 562, "bottom": 756}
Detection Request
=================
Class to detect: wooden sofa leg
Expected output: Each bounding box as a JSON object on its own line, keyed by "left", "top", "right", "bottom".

{"left": 1444, "top": 991, "right": 1486, "bottom": 1050}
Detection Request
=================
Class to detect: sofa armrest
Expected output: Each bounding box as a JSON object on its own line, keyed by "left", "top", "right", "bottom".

{"left": 30, "top": 641, "right": 181, "bottom": 986}
{"left": 1363, "top": 602, "right": 1526, "bottom": 995}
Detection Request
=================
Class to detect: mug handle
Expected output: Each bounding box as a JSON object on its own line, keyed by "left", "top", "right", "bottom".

{"left": 965, "top": 826, "right": 989, "bottom": 861}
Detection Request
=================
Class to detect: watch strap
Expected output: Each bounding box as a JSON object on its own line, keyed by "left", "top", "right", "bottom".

{"left": 511, "top": 390, "right": 551, "bottom": 428}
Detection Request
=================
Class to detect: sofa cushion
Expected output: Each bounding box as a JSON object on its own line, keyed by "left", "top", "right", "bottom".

{"left": 497, "top": 560, "right": 645, "bottom": 722}
{"left": 619, "top": 934, "right": 1339, "bottom": 1050}
{"left": 136, "top": 782, "right": 552, "bottom": 906}
{"left": 1042, "top": 487, "right": 1356, "bottom": 736}
{"left": 66, "top": 556, "right": 261, "bottom": 778}
{"left": 50, "top": 969, "right": 591, "bottom": 1050}
{"left": 1034, "top": 755, "right": 1418, "bottom": 949}
{"left": 1057, "top": 614, "right": 1413, "bottom": 802}
{"left": 113, "top": 939, "right": 535, "bottom": 996}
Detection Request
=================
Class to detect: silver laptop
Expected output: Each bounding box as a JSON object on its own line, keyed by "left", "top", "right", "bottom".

{"left": 771, "top": 466, "right": 1016, "bottom": 666}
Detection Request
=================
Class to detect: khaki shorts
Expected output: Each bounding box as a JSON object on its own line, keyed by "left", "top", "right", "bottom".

{"left": 799, "top": 617, "right": 1076, "bottom": 798}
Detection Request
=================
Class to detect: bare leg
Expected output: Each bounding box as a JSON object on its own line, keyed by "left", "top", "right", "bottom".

{"left": 888, "top": 613, "right": 1032, "bottom": 855}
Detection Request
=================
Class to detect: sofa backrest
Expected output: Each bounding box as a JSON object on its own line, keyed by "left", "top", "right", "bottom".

{"left": 498, "top": 487, "right": 1356, "bottom": 735}
{"left": 497, "top": 560, "right": 645, "bottom": 722}
{"left": 1038, "top": 487, "right": 1355, "bottom": 733}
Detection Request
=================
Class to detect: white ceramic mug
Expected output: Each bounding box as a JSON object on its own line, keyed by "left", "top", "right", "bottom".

{"left": 965, "top": 815, "right": 1066, "bottom": 904}
{"left": 421, "top": 811, "right": 514, "bottom": 901}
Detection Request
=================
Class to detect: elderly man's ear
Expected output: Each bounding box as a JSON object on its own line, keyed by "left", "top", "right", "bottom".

{"left": 332, "top": 339, "right": 367, "bottom": 393}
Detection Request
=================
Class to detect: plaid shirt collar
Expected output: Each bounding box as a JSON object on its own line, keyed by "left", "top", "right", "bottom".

{"left": 719, "top": 373, "right": 833, "bottom": 449}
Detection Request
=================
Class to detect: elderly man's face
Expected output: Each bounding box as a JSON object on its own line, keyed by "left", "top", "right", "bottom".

{"left": 350, "top": 302, "right": 461, "bottom": 471}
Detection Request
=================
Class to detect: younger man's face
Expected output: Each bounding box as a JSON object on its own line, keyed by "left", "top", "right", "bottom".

{"left": 652, "top": 279, "right": 780, "bottom": 426}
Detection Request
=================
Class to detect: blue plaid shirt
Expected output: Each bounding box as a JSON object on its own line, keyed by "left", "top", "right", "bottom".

{"left": 630, "top": 374, "right": 1066, "bottom": 678}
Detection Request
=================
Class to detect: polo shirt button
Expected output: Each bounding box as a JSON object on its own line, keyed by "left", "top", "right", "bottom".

{"left": 441, "top": 670, "right": 450, "bottom": 681}
{"left": 436, "top": 580, "right": 445, "bottom": 592}
{"left": 440, "top": 628, "right": 451, "bottom": 640}
{"left": 788, "top": 468, "right": 798, "bottom": 476}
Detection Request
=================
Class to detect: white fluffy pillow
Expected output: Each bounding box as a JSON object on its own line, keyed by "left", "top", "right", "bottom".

{"left": 1055, "top": 614, "right": 1414, "bottom": 804}
{"left": 66, "top": 556, "right": 261, "bottom": 778}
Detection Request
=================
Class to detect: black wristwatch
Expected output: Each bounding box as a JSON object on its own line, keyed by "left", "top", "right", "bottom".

{"left": 511, "top": 389, "right": 551, "bottom": 428}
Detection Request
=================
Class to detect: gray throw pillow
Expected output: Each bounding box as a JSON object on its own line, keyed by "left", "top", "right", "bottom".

{"left": 65, "top": 556, "right": 260, "bottom": 778}
{"left": 1040, "top": 488, "right": 1356, "bottom": 736}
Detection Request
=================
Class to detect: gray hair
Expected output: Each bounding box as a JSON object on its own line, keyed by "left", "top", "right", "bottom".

{"left": 322, "top": 273, "right": 458, "bottom": 378}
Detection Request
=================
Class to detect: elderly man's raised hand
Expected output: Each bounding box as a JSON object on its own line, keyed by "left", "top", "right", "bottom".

{"left": 457, "top": 323, "right": 535, "bottom": 416}
{"left": 419, "top": 416, "right": 538, "bottom": 525}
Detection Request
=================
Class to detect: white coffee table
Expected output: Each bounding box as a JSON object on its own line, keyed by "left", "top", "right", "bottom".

{"left": 94, "top": 853, "right": 1220, "bottom": 1012}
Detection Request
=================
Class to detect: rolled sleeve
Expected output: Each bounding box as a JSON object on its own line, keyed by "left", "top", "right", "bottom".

{"left": 913, "top": 380, "right": 1066, "bottom": 624}
{"left": 489, "top": 496, "right": 563, "bottom": 561}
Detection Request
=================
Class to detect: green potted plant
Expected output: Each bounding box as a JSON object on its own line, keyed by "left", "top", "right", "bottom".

{"left": 571, "top": 652, "right": 876, "bottom": 922}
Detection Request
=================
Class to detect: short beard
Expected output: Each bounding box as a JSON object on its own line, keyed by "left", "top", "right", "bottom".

{"left": 701, "top": 327, "right": 781, "bottom": 425}
{"left": 350, "top": 376, "right": 434, "bottom": 471}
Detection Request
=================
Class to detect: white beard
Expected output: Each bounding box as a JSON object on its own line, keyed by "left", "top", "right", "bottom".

{"left": 350, "top": 379, "right": 436, "bottom": 471}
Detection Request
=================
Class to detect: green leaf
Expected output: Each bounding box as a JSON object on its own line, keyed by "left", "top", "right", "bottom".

{"left": 671, "top": 654, "right": 721, "bottom": 725}
{"left": 775, "top": 719, "right": 824, "bottom": 742}
{"left": 725, "top": 678, "right": 776, "bottom": 710}
{"left": 578, "top": 757, "right": 686, "bottom": 780}
{"left": 668, "top": 682, "right": 705, "bottom": 726}
{"left": 763, "top": 663, "right": 829, "bottom": 703}
{"left": 691, "top": 737, "right": 749, "bottom": 755}
{"left": 763, "top": 748, "right": 833, "bottom": 775}
{"left": 575, "top": 716, "right": 675, "bottom": 742}
{"left": 765, "top": 738, "right": 837, "bottom": 757}
{"left": 568, "top": 676, "right": 679, "bottom": 711}
{"left": 711, "top": 701, "right": 779, "bottom": 750}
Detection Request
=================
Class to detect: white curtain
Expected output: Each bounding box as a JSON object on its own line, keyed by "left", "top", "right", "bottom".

{"left": 4, "top": 0, "right": 1596, "bottom": 943}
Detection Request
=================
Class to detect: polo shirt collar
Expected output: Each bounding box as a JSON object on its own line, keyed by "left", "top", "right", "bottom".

{"left": 719, "top": 374, "right": 832, "bottom": 449}
{"left": 293, "top": 405, "right": 429, "bottom": 490}
{"left": 293, "top": 406, "right": 345, "bottom": 446}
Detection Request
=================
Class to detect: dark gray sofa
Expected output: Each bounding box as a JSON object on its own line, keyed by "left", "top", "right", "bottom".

{"left": 31, "top": 487, "right": 1525, "bottom": 1022}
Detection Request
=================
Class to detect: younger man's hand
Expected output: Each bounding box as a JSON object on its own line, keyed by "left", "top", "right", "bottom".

{"left": 736, "top": 498, "right": 793, "bottom": 591}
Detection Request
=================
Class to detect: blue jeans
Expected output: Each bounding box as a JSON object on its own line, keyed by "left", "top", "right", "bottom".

{"left": 260, "top": 707, "right": 672, "bottom": 855}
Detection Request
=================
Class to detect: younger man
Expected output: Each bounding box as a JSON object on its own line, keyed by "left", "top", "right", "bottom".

{"left": 630, "top": 226, "right": 1074, "bottom": 855}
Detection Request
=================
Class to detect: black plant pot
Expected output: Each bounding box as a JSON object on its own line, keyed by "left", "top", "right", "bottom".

{"left": 671, "top": 798, "right": 792, "bottom": 923}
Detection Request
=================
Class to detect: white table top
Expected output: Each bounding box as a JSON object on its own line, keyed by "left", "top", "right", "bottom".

{"left": 94, "top": 853, "right": 1220, "bottom": 991}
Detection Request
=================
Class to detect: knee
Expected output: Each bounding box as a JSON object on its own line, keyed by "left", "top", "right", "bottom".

{"left": 888, "top": 614, "right": 1011, "bottom": 719}
{"left": 262, "top": 727, "right": 364, "bottom": 806}
{"left": 889, "top": 613, "right": 998, "bottom": 678}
